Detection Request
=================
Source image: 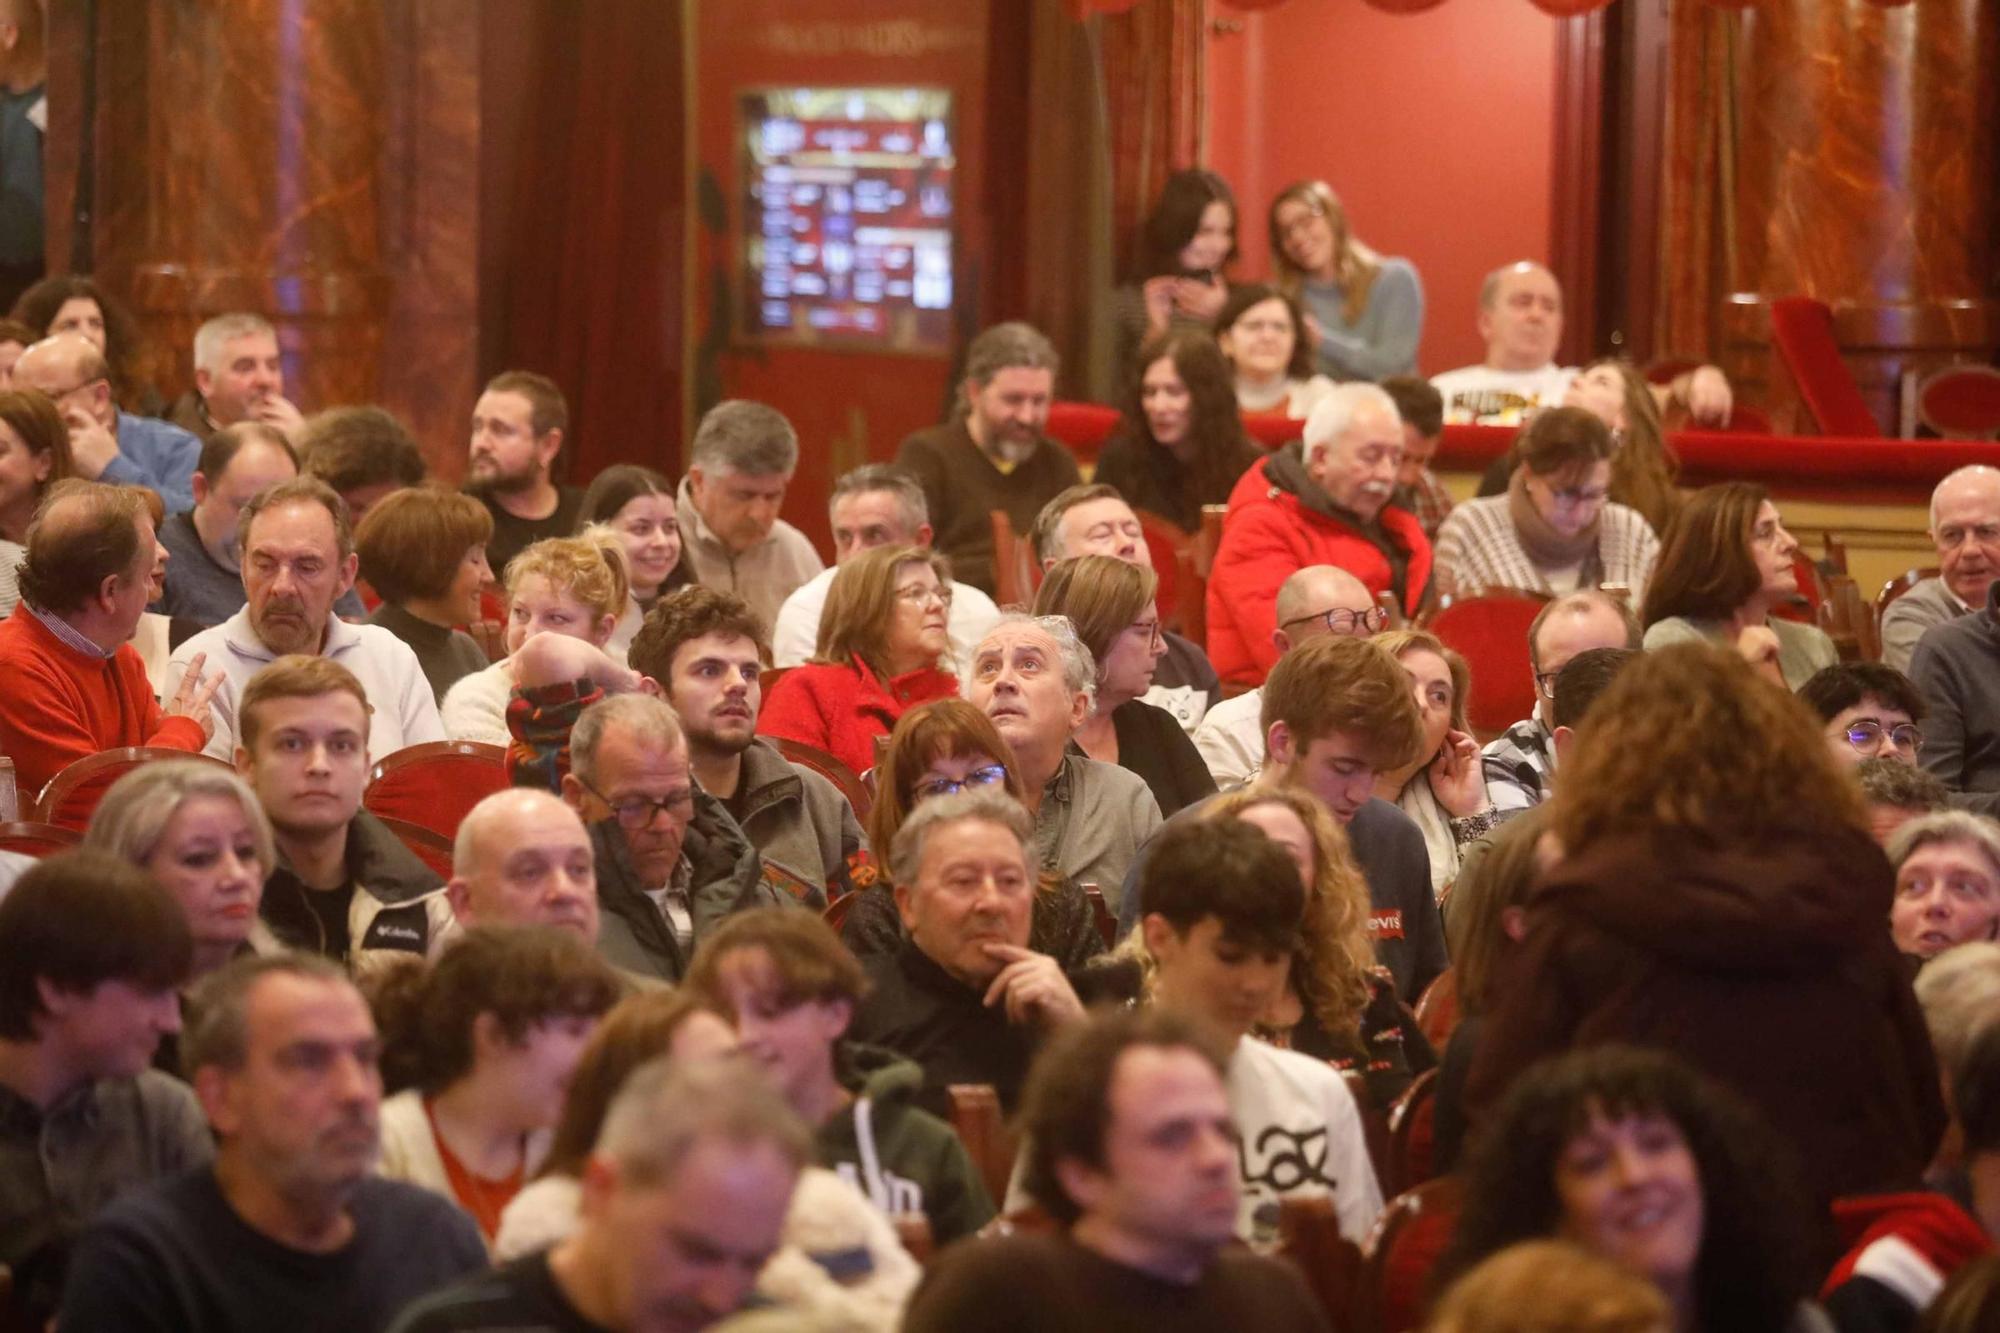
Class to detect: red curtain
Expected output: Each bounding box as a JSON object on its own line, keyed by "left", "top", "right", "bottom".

{"left": 1098, "top": 0, "right": 1205, "bottom": 284}
{"left": 1070, "top": 0, "right": 1914, "bottom": 13}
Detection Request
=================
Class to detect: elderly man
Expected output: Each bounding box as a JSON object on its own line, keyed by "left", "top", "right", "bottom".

{"left": 1911, "top": 573, "right": 2000, "bottom": 816}
{"left": 167, "top": 312, "right": 304, "bottom": 442}
{"left": 895, "top": 321, "right": 1081, "bottom": 596}
{"left": 1482, "top": 589, "right": 1641, "bottom": 810}
{"left": 1429, "top": 261, "right": 1731, "bottom": 427}
{"left": 963, "top": 614, "right": 1162, "bottom": 910}
{"left": 1207, "top": 382, "right": 1429, "bottom": 687}
{"left": 771, "top": 462, "right": 1000, "bottom": 671}
{"left": 1193, "top": 563, "right": 1384, "bottom": 786}
{"left": 13, "top": 333, "right": 202, "bottom": 512}
{"left": 299, "top": 405, "right": 429, "bottom": 526}
{"left": 903, "top": 1008, "right": 1328, "bottom": 1333}
{"left": 165, "top": 476, "right": 444, "bottom": 762}
{"left": 0, "top": 481, "right": 217, "bottom": 792}
{"left": 446, "top": 787, "right": 600, "bottom": 940}
{"left": 391, "top": 1059, "right": 809, "bottom": 1333}
{"left": 464, "top": 370, "right": 583, "bottom": 573}
{"left": 847, "top": 788, "right": 1085, "bottom": 1113}
{"left": 1883, "top": 466, "right": 2000, "bottom": 672}
{"left": 59, "top": 955, "right": 487, "bottom": 1331}
{"left": 676, "top": 399, "right": 823, "bottom": 631}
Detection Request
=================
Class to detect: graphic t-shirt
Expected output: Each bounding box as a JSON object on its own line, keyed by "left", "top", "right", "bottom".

{"left": 1226, "top": 1035, "right": 1383, "bottom": 1249}
{"left": 1429, "top": 363, "right": 1577, "bottom": 425}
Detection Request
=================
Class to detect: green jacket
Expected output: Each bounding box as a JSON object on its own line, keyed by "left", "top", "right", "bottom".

{"left": 817, "top": 1042, "right": 995, "bottom": 1245}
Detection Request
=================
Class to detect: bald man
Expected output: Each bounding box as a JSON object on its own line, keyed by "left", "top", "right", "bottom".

{"left": 12, "top": 333, "right": 201, "bottom": 512}
{"left": 446, "top": 787, "right": 601, "bottom": 940}
{"left": 1482, "top": 589, "right": 1640, "bottom": 812}
{"left": 1192, "top": 564, "right": 1384, "bottom": 787}
{"left": 1882, "top": 466, "right": 2000, "bottom": 672}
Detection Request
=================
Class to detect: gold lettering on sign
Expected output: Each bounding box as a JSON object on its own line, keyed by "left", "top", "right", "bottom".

{"left": 754, "top": 21, "right": 980, "bottom": 59}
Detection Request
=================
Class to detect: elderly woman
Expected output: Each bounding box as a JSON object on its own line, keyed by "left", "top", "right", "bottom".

{"left": 1214, "top": 283, "right": 1336, "bottom": 419}
{"left": 758, "top": 543, "right": 958, "bottom": 777}
{"left": 441, "top": 533, "right": 630, "bottom": 745}
{"left": 1370, "top": 629, "right": 1494, "bottom": 900}
{"left": 356, "top": 486, "right": 495, "bottom": 704}
{"left": 1434, "top": 406, "right": 1659, "bottom": 602}
{"left": 1887, "top": 812, "right": 2000, "bottom": 962}
{"left": 576, "top": 463, "right": 688, "bottom": 661}
{"left": 1108, "top": 168, "right": 1237, "bottom": 392}
{"left": 1477, "top": 358, "right": 1682, "bottom": 537}
{"left": 1267, "top": 179, "right": 1423, "bottom": 382}
{"left": 1641, "top": 481, "right": 1837, "bottom": 690}
{"left": 1093, "top": 331, "right": 1262, "bottom": 532}
{"left": 1031, "top": 554, "right": 1214, "bottom": 817}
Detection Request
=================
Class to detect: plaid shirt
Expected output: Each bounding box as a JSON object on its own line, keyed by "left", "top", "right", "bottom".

{"left": 1481, "top": 716, "right": 1555, "bottom": 812}
{"left": 1394, "top": 467, "right": 1456, "bottom": 538}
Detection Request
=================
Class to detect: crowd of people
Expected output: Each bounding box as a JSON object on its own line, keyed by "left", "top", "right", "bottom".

{"left": 0, "top": 160, "right": 1998, "bottom": 1333}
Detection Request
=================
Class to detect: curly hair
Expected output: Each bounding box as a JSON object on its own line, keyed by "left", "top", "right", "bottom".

{"left": 1641, "top": 482, "right": 1769, "bottom": 627}
{"left": 1440, "top": 1046, "right": 1814, "bottom": 1333}
{"left": 503, "top": 531, "right": 629, "bottom": 624}
{"left": 1110, "top": 329, "right": 1262, "bottom": 517}
{"left": 1214, "top": 283, "right": 1315, "bottom": 381}
{"left": 1549, "top": 641, "right": 1867, "bottom": 852}
{"left": 1580, "top": 358, "right": 1681, "bottom": 535}
{"left": 866, "top": 697, "right": 1032, "bottom": 865}
{"left": 11, "top": 275, "right": 152, "bottom": 409}
{"left": 629, "top": 583, "right": 768, "bottom": 686}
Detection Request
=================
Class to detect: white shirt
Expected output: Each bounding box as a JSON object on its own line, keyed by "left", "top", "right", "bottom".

{"left": 1430, "top": 362, "right": 1578, "bottom": 426}
{"left": 1228, "top": 1036, "right": 1383, "bottom": 1248}
{"left": 1193, "top": 686, "right": 1265, "bottom": 787}
{"left": 771, "top": 566, "right": 1001, "bottom": 676}
{"left": 164, "top": 608, "right": 446, "bottom": 763}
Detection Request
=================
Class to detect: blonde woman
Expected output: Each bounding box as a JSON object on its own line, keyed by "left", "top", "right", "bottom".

{"left": 1267, "top": 179, "right": 1423, "bottom": 382}
{"left": 1373, "top": 628, "right": 1495, "bottom": 900}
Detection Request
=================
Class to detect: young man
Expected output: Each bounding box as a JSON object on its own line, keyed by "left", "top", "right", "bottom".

{"left": 1800, "top": 660, "right": 1927, "bottom": 772}
{"left": 1137, "top": 820, "right": 1382, "bottom": 1247}
{"left": 296, "top": 404, "right": 429, "bottom": 525}
{"left": 685, "top": 907, "right": 995, "bottom": 1244}
{"left": 465, "top": 370, "right": 584, "bottom": 572}
{"left": 0, "top": 853, "right": 212, "bottom": 1325}
{"left": 903, "top": 1008, "right": 1330, "bottom": 1333}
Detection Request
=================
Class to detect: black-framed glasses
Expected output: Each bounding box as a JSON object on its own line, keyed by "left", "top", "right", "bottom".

{"left": 912, "top": 763, "right": 1008, "bottom": 801}
{"left": 577, "top": 775, "right": 694, "bottom": 829}
{"left": 1279, "top": 605, "right": 1388, "bottom": 637}
{"left": 1835, "top": 719, "right": 1923, "bottom": 757}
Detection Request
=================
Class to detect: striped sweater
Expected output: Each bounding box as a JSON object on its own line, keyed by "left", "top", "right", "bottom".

{"left": 1432, "top": 496, "right": 1659, "bottom": 602}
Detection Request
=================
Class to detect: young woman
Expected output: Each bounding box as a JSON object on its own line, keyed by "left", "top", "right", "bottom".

{"left": 1214, "top": 283, "right": 1336, "bottom": 419}
{"left": 1093, "top": 330, "right": 1262, "bottom": 531}
{"left": 0, "top": 386, "right": 67, "bottom": 545}
{"left": 1267, "top": 179, "right": 1423, "bottom": 382}
{"left": 1109, "top": 168, "right": 1238, "bottom": 390}
{"left": 355, "top": 486, "right": 494, "bottom": 704}
{"left": 576, "top": 463, "right": 688, "bottom": 661}
{"left": 1371, "top": 628, "right": 1493, "bottom": 900}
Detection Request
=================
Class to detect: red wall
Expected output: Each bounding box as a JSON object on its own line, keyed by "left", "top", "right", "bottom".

{"left": 1204, "top": 0, "right": 1562, "bottom": 375}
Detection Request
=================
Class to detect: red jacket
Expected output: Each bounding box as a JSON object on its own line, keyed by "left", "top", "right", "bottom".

{"left": 756, "top": 654, "right": 957, "bottom": 777}
{"left": 1205, "top": 449, "right": 1433, "bottom": 686}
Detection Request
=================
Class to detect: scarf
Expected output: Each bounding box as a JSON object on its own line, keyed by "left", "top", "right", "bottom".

{"left": 1507, "top": 465, "right": 1601, "bottom": 574}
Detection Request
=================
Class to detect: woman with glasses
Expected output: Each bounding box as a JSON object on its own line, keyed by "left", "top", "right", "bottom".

{"left": 1213, "top": 283, "right": 1337, "bottom": 419}
{"left": 1641, "top": 481, "right": 1836, "bottom": 690}
{"left": 1434, "top": 406, "right": 1659, "bottom": 603}
{"left": 1267, "top": 180, "right": 1423, "bottom": 383}
{"left": 1798, "top": 661, "right": 1927, "bottom": 772}
{"left": 1887, "top": 812, "right": 2000, "bottom": 962}
{"left": 1031, "top": 554, "right": 1215, "bottom": 817}
{"left": 758, "top": 543, "right": 958, "bottom": 777}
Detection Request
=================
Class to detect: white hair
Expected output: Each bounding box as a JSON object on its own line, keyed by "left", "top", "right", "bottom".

{"left": 1301, "top": 382, "right": 1400, "bottom": 468}
{"left": 1914, "top": 941, "right": 2000, "bottom": 1075}
{"left": 983, "top": 612, "right": 1097, "bottom": 713}
{"left": 193, "top": 313, "right": 275, "bottom": 377}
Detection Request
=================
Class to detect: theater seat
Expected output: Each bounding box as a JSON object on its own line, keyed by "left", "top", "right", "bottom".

{"left": 768, "top": 738, "right": 872, "bottom": 823}
{"left": 1413, "top": 967, "right": 1460, "bottom": 1052}
{"left": 1133, "top": 508, "right": 1190, "bottom": 631}
{"left": 34, "top": 747, "right": 237, "bottom": 831}
{"left": 363, "top": 741, "right": 509, "bottom": 841}
{"left": 0, "top": 820, "right": 83, "bottom": 857}
{"left": 371, "top": 813, "right": 455, "bottom": 880}
{"left": 1917, "top": 364, "right": 2000, "bottom": 440}
{"left": 1389, "top": 1068, "right": 1441, "bottom": 1192}
{"left": 1769, "top": 296, "right": 1880, "bottom": 436}
{"left": 1044, "top": 401, "right": 1120, "bottom": 466}
{"left": 1365, "top": 1175, "right": 1465, "bottom": 1333}
{"left": 1422, "top": 590, "right": 1548, "bottom": 738}
{"left": 947, "top": 1084, "right": 1017, "bottom": 1208}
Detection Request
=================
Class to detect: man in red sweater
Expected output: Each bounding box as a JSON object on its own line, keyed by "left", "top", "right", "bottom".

{"left": 0, "top": 481, "right": 220, "bottom": 797}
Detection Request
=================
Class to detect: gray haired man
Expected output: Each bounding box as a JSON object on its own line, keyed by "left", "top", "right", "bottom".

{"left": 676, "top": 399, "right": 824, "bottom": 630}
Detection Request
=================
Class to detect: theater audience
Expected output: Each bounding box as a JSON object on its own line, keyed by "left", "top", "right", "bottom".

{"left": 59, "top": 954, "right": 488, "bottom": 1331}
{"left": 0, "top": 853, "right": 211, "bottom": 1326}
{"left": 0, "top": 383, "right": 67, "bottom": 545}
{"left": 236, "top": 655, "right": 451, "bottom": 969}
{"left": 632, "top": 585, "right": 864, "bottom": 898}
{"left": 167, "top": 476, "right": 445, "bottom": 762}
{"left": 1428, "top": 1241, "right": 1672, "bottom": 1333}
{"left": 1888, "top": 813, "right": 2000, "bottom": 962}
{"left": 1207, "top": 381, "right": 1429, "bottom": 686}
{"left": 1433, "top": 405, "right": 1659, "bottom": 601}
{"left": 1864, "top": 755, "right": 1955, "bottom": 847}
{"left": 1108, "top": 167, "right": 1236, "bottom": 391}
{"left": 0, "top": 317, "right": 33, "bottom": 387}
{"left": 758, "top": 543, "right": 958, "bottom": 777}
{"left": 1641, "top": 481, "right": 1836, "bottom": 689}
{"left": 1093, "top": 329, "right": 1262, "bottom": 531}
{"left": 0, "top": 480, "right": 217, "bottom": 794}
{"left": 1465, "top": 643, "right": 1945, "bottom": 1204}
{"left": 902, "top": 1007, "right": 1329, "bottom": 1333}
{"left": 168, "top": 311, "right": 304, "bottom": 441}
{"left": 773, "top": 463, "right": 1000, "bottom": 674}
{"left": 1268, "top": 178, "right": 1423, "bottom": 382}
{"left": 296, "top": 404, "right": 428, "bottom": 525}
{"left": 372, "top": 926, "right": 620, "bottom": 1245}
{"left": 676, "top": 399, "right": 822, "bottom": 631}
{"left": 1915, "top": 942, "right": 2000, "bottom": 1130}
{"left": 466, "top": 370, "right": 583, "bottom": 574}
{"left": 356, "top": 486, "right": 493, "bottom": 704}
{"left": 1445, "top": 1046, "right": 1816, "bottom": 1333}
{"left": 846, "top": 788, "right": 1084, "bottom": 1112}
{"left": 1214, "top": 282, "right": 1335, "bottom": 418}
{"left": 1801, "top": 660, "right": 1927, "bottom": 771}
{"left": 1373, "top": 628, "right": 1496, "bottom": 898}
{"left": 1382, "top": 374, "right": 1451, "bottom": 537}
{"left": 1483, "top": 590, "right": 1640, "bottom": 811}
{"left": 12, "top": 274, "right": 156, "bottom": 414}
{"left": 444, "top": 788, "right": 600, "bottom": 941}
{"left": 1885, "top": 465, "right": 2000, "bottom": 672}
{"left": 685, "top": 908, "right": 997, "bottom": 1244}
{"left": 13, "top": 331, "right": 199, "bottom": 511}
{"left": 1032, "top": 554, "right": 1214, "bottom": 816}
{"left": 575, "top": 463, "right": 688, "bottom": 660}
{"left": 1911, "top": 556, "right": 2000, "bottom": 815}
{"left": 894, "top": 321, "right": 1080, "bottom": 596}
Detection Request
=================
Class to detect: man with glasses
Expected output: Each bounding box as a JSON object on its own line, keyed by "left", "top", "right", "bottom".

{"left": 558, "top": 693, "right": 778, "bottom": 983}
{"left": 1799, "top": 662, "right": 1927, "bottom": 774}
{"left": 1193, "top": 563, "right": 1384, "bottom": 786}
{"left": 1882, "top": 466, "right": 2000, "bottom": 672}
{"left": 1483, "top": 589, "right": 1641, "bottom": 811}
{"left": 12, "top": 333, "right": 201, "bottom": 512}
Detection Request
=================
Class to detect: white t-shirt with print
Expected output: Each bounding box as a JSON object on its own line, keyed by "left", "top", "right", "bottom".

{"left": 1430, "top": 363, "right": 1578, "bottom": 426}
{"left": 1227, "top": 1035, "right": 1384, "bottom": 1249}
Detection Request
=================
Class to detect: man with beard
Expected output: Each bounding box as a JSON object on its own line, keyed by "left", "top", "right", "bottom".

{"left": 894, "top": 321, "right": 1081, "bottom": 597}
{"left": 633, "top": 585, "right": 865, "bottom": 900}
{"left": 675, "top": 400, "right": 822, "bottom": 633}
{"left": 165, "top": 476, "right": 445, "bottom": 763}
{"left": 58, "top": 955, "right": 487, "bottom": 1332}
{"left": 465, "top": 370, "right": 584, "bottom": 573}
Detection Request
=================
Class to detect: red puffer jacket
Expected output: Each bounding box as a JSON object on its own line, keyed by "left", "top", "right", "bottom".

{"left": 1205, "top": 447, "right": 1433, "bottom": 686}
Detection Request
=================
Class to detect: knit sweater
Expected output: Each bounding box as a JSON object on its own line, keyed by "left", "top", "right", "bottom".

{"left": 1432, "top": 495, "right": 1659, "bottom": 602}
{"left": 893, "top": 421, "right": 1081, "bottom": 597}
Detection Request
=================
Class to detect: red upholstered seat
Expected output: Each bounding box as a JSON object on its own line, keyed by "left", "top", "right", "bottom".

{"left": 1413, "top": 967, "right": 1461, "bottom": 1052}
{"left": 1918, "top": 364, "right": 2000, "bottom": 439}
{"left": 767, "top": 738, "right": 872, "bottom": 823}
{"left": 1134, "top": 508, "right": 1191, "bottom": 630}
{"left": 370, "top": 813, "right": 455, "bottom": 879}
{"left": 34, "top": 747, "right": 236, "bottom": 831}
{"left": 1422, "top": 590, "right": 1548, "bottom": 738}
{"left": 363, "top": 741, "right": 509, "bottom": 840}
{"left": 1044, "top": 401, "right": 1119, "bottom": 466}
{"left": 1365, "top": 1175, "right": 1465, "bottom": 1333}
{"left": 0, "top": 820, "right": 82, "bottom": 857}
{"left": 1242, "top": 410, "right": 1303, "bottom": 452}
{"left": 1769, "top": 296, "right": 1880, "bottom": 436}
{"left": 1389, "top": 1067, "right": 1441, "bottom": 1192}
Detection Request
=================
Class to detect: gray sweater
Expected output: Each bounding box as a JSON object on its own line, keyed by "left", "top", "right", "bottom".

{"left": 1910, "top": 584, "right": 2000, "bottom": 816}
{"left": 1881, "top": 575, "right": 1968, "bottom": 674}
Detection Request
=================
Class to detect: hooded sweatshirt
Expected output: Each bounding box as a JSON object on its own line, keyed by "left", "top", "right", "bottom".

{"left": 818, "top": 1043, "right": 995, "bottom": 1246}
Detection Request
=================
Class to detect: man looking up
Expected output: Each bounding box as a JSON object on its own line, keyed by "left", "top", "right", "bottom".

{"left": 895, "top": 321, "right": 1081, "bottom": 596}
{"left": 466, "top": 370, "right": 583, "bottom": 572}
{"left": 676, "top": 399, "right": 822, "bottom": 633}
{"left": 1482, "top": 589, "right": 1640, "bottom": 811}
{"left": 1883, "top": 466, "right": 2000, "bottom": 672}
{"left": 772, "top": 462, "right": 1001, "bottom": 672}
{"left": 169, "top": 312, "right": 304, "bottom": 442}
{"left": 13, "top": 332, "right": 202, "bottom": 512}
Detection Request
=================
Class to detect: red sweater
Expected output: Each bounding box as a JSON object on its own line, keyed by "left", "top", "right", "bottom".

{"left": 0, "top": 604, "right": 206, "bottom": 798}
{"left": 757, "top": 655, "right": 957, "bottom": 777}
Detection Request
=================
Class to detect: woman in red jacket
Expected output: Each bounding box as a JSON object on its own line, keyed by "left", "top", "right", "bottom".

{"left": 757, "top": 543, "right": 958, "bottom": 777}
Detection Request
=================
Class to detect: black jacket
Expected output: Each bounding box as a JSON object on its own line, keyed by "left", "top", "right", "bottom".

{"left": 589, "top": 789, "right": 772, "bottom": 983}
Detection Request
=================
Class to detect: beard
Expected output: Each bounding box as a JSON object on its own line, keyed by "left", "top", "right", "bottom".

{"left": 468, "top": 455, "right": 541, "bottom": 496}
{"left": 251, "top": 597, "right": 325, "bottom": 655}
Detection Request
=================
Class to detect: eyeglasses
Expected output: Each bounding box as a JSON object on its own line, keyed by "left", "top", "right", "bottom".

{"left": 912, "top": 763, "right": 1008, "bottom": 801}
{"left": 895, "top": 583, "right": 952, "bottom": 608}
{"left": 1544, "top": 485, "right": 1610, "bottom": 509}
{"left": 1279, "top": 605, "right": 1388, "bottom": 637}
{"left": 577, "top": 775, "right": 695, "bottom": 830}
{"left": 1835, "top": 719, "right": 1923, "bottom": 757}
